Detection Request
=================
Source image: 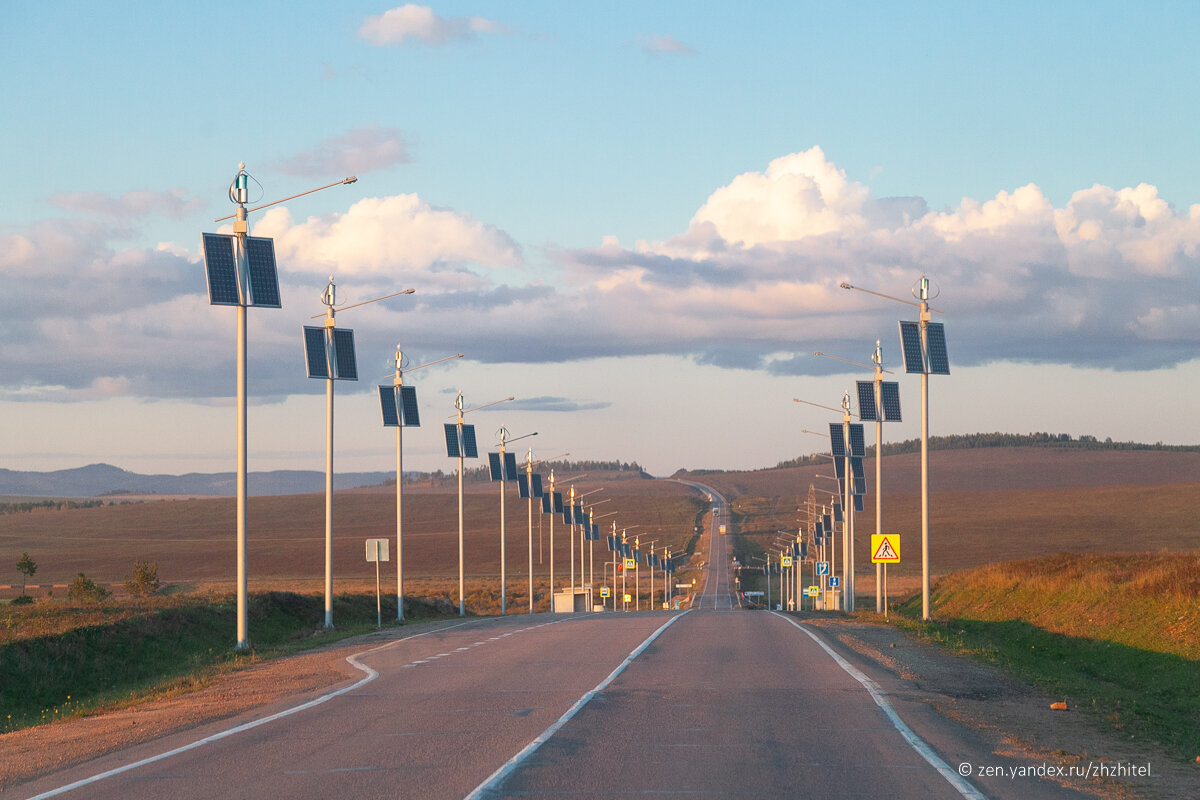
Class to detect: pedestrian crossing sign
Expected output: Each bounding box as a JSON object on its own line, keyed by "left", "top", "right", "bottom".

{"left": 871, "top": 534, "right": 900, "bottom": 563}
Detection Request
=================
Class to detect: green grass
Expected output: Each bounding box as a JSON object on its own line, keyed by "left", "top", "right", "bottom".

{"left": 0, "top": 591, "right": 450, "bottom": 733}
{"left": 888, "top": 553, "right": 1200, "bottom": 761}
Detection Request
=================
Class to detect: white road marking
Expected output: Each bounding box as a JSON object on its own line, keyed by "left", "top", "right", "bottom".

{"left": 22, "top": 620, "right": 475, "bottom": 800}
{"left": 774, "top": 614, "right": 986, "bottom": 800}
{"left": 464, "top": 610, "right": 692, "bottom": 800}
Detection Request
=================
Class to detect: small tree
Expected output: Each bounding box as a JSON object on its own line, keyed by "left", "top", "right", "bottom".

{"left": 67, "top": 572, "right": 110, "bottom": 602}
{"left": 16, "top": 552, "right": 37, "bottom": 596}
{"left": 124, "top": 559, "right": 160, "bottom": 597}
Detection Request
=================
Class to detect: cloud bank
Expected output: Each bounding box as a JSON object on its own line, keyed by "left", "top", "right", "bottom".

{"left": 269, "top": 125, "right": 411, "bottom": 178}
{"left": 5, "top": 146, "right": 1199, "bottom": 404}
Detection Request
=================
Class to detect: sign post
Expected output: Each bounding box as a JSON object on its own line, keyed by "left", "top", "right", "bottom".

{"left": 870, "top": 534, "right": 900, "bottom": 617}
{"left": 366, "top": 538, "right": 390, "bottom": 628}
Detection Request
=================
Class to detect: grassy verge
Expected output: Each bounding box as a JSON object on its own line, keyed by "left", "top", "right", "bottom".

{"left": 0, "top": 591, "right": 452, "bottom": 733}
{"left": 887, "top": 552, "right": 1200, "bottom": 762}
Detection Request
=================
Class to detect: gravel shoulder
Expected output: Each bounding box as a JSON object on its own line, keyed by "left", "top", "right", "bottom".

{"left": 798, "top": 613, "right": 1196, "bottom": 800}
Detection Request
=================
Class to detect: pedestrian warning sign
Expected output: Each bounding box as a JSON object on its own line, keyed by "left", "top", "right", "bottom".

{"left": 871, "top": 534, "right": 900, "bottom": 563}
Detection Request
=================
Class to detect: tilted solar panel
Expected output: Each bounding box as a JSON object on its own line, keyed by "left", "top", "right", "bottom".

{"left": 898, "top": 320, "right": 925, "bottom": 374}
{"left": 378, "top": 385, "right": 400, "bottom": 427}
{"left": 243, "top": 236, "right": 280, "bottom": 308}
{"left": 856, "top": 381, "right": 878, "bottom": 422}
{"left": 516, "top": 474, "right": 530, "bottom": 499}
{"left": 880, "top": 381, "right": 902, "bottom": 422}
{"left": 926, "top": 322, "right": 950, "bottom": 375}
{"left": 531, "top": 473, "right": 544, "bottom": 498}
{"left": 461, "top": 424, "right": 478, "bottom": 458}
{"left": 201, "top": 233, "right": 241, "bottom": 306}
{"left": 443, "top": 423, "right": 460, "bottom": 458}
{"left": 849, "top": 423, "right": 865, "bottom": 457}
{"left": 503, "top": 452, "right": 518, "bottom": 481}
{"left": 303, "top": 326, "right": 329, "bottom": 379}
{"left": 331, "top": 328, "right": 357, "bottom": 381}
{"left": 488, "top": 452, "right": 503, "bottom": 481}
{"left": 829, "top": 423, "right": 846, "bottom": 458}
{"left": 399, "top": 385, "right": 420, "bottom": 427}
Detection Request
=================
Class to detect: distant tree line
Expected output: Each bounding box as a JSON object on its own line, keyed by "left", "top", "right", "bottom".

{"left": 1, "top": 499, "right": 106, "bottom": 515}
{"left": 377, "top": 459, "right": 650, "bottom": 487}
{"left": 774, "top": 432, "right": 1200, "bottom": 468}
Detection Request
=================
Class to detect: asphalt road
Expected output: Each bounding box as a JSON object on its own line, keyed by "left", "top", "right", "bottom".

{"left": 16, "top": 483, "right": 1091, "bottom": 800}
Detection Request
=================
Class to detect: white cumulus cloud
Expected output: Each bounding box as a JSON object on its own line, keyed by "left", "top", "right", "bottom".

{"left": 359, "top": 4, "right": 511, "bottom": 46}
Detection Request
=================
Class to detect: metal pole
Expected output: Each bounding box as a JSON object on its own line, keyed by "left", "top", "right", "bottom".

{"left": 375, "top": 547, "right": 382, "bottom": 629}
{"left": 499, "top": 438, "right": 507, "bottom": 616}
{"left": 549, "top": 472, "right": 555, "bottom": 613}
{"left": 635, "top": 539, "right": 640, "bottom": 611}
{"left": 235, "top": 302, "right": 248, "bottom": 649}
{"left": 569, "top": 486, "right": 576, "bottom": 610}
{"left": 458, "top": 418, "right": 465, "bottom": 617}
{"left": 649, "top": 544, "right": 655, "bottom": 611}
{"left": 527, "top": 450, "right": 534, "bottom": 614}
{"left": 921, "top": 368, "right": 930, "bottom": 620}
{"left": 403, "top": 422, "right": 408, "bottom": 623}
{"left": 324, "top": 369, "right": 334, "bottom": 628}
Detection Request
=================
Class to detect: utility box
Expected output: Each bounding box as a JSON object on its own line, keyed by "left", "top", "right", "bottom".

{"left": 553, "top": 588, "right": 593, "bottom": 613}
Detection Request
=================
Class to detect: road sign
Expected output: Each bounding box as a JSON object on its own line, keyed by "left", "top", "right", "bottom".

{"left": 600, "top": 586, "right": 610, "bottom": 598}
{"left": 365, "top": 539, "right": 390, "bottom": 562}
{"left": 781, "top": 555, "right": 793, "bottom": 568}
{"left": 871, "top": 534, "right": 901, "bottom": 563}
{"left": 829, "top": 575, "right": 840, "bottom": 588}
{"left": 815, "top": 561, "right": 830, "bottom": 576}
{"left": 624, "top": 558, "right": 637, "bottom": 570}
{"left": 806, "top": 586, "right": 819, "bottom": 597}
{"left": 623, "top": 594, "right": 632, "bottom": 604}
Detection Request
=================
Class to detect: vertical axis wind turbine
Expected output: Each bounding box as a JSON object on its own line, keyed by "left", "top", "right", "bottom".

{"left": 202, "top": 164, "right": 356, "bottom": 650}
{"left": 379, "top": 349, "right": 463, "bottom": 621}
{"left": 842, "top": 277, "right": 948, "bottom": 620}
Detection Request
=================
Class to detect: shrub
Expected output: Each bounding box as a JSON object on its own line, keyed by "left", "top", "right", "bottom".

{"left": 124, "top": 559, "right": 161, "bottom": 597}
{"left": 67, "top": 573, "right": 110, "bottom": 602}
{"left": 10, "top": 594, "right": 34, "bottom": 605}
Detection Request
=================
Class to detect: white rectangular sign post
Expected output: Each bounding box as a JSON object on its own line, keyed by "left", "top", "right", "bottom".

{"left": 366, "top": 539, "right": 390, "bottom": 628}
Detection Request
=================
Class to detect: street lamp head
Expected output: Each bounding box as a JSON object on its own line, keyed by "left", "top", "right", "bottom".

{"left": 839, "top": 282, "right": 853, "bottom": 290}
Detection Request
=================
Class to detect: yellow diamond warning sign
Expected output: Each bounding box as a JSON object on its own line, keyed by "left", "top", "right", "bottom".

{"left": 870, "top": 534, "right": 900, "bottom": 563}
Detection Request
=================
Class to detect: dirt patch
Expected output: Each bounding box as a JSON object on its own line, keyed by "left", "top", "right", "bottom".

{"left": 801, "top": 615, "right": 1197, "bottom": 800}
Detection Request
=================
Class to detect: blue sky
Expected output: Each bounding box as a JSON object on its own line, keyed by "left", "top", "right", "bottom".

{"left": 3, "top": 2, "right": 1199, "bottom": 477}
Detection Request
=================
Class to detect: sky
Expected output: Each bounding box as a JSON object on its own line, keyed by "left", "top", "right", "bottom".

{"left": 2, "top": 1, "right": 1199, "bottom": 478}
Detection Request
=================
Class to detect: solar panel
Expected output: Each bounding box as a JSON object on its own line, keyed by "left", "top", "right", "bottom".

{"left": 201, "top": 233, "right": 241, "bottom": 306}
{"left": 541, "top": 494, "right": 552, "bottom": 514}
{"left": 399, "top": 385, "right": 420, "bottom": 427}
{"left": 815, "top": 521, "right": 824, "bottom": 538}
{"left": 880, "top": 381, "right": 902, "bottom": 422}
{"left": 331, "top": 328, "right": 357, "bottom": 380}
{"left": 849, "top": 423, "right": 865, "bottom": 457}
{"left": 591, "top": 523, "right": 600, "bottom": 540}
{"left": 531, "top": 474, "right": 544, "bottom": 498}
{"left": 516, "top": 474, "right": 530, "bottom": 499}
{"left": 488, "top": 452, "right": 503, "bottom": 481}
{"left": 443, "top": 423, "right": 460, "bottom": 458}
{"left": 851, "top": 456, "right": 865, "bottom": 483}
{"left": 243, "top": 236, "right": 281, "bottom": 308}
{"left": 854, "top": 475, "right": 867, "bottom": 495}
{"left": 853, "top": 494, "right": 865, "bottom": 513}
{"left": 823, "top": 513, "right": 832, "bottom": 531}
{"left": 461, "top": 424, "right": 478, "bottom": 458}
{"left": 303, "top": 326, "right": 329, "bottom": 379}
{"left": 832, "top": 503, "right": 842, "bottom": 523}
{"left": 552, "top": 492, "right": 563, "bottom": 513}
{"left": 856, "top": 381, "right": 878, "bottom": 422}
{"left": 898, "top": 320, "right": 925, "bottom": 374}
{"left": 926, "top": 322, "right": 950, "bottom": 375}
{"left": 574, "top": 504, "right": 586, "bottom": 525}
{"left": 834, "top": 458, "right": 845, "bottom": 480}
{"left": 829, "top": 423, "right": 846, "bottom": 458}
{"left": 607, "top": 535, "right": 617, "bottom": 551}
{"left": 378, "top": 385, "right": 400, "bottom": 427}
{"left": 503, "top": 452, "right": 518, "bottom": 481}
{"left": 800, "top": 542, "right": 808, "bottom": 560}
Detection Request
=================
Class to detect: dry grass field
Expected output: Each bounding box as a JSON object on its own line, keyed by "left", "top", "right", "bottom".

{"left": 680, "top": 447, "right": 1200, "bottom": 585}
{"left": 0, "top": 476, "right": 704, "bottom": 599}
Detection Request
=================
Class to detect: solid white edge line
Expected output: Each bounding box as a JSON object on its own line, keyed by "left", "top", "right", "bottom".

{"left": 22, "top": 620, "right": 476, "bottom": 800}
{"left": 773, "top": 613, "right": 986, "bottom": 800}
{"left": 463, "top": 610, "right": 692, "bottom": 800}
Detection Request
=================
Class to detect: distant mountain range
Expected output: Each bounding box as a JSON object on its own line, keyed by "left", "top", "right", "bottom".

{"left": 0, "top": 463, "right": 393, "bottom": 498}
